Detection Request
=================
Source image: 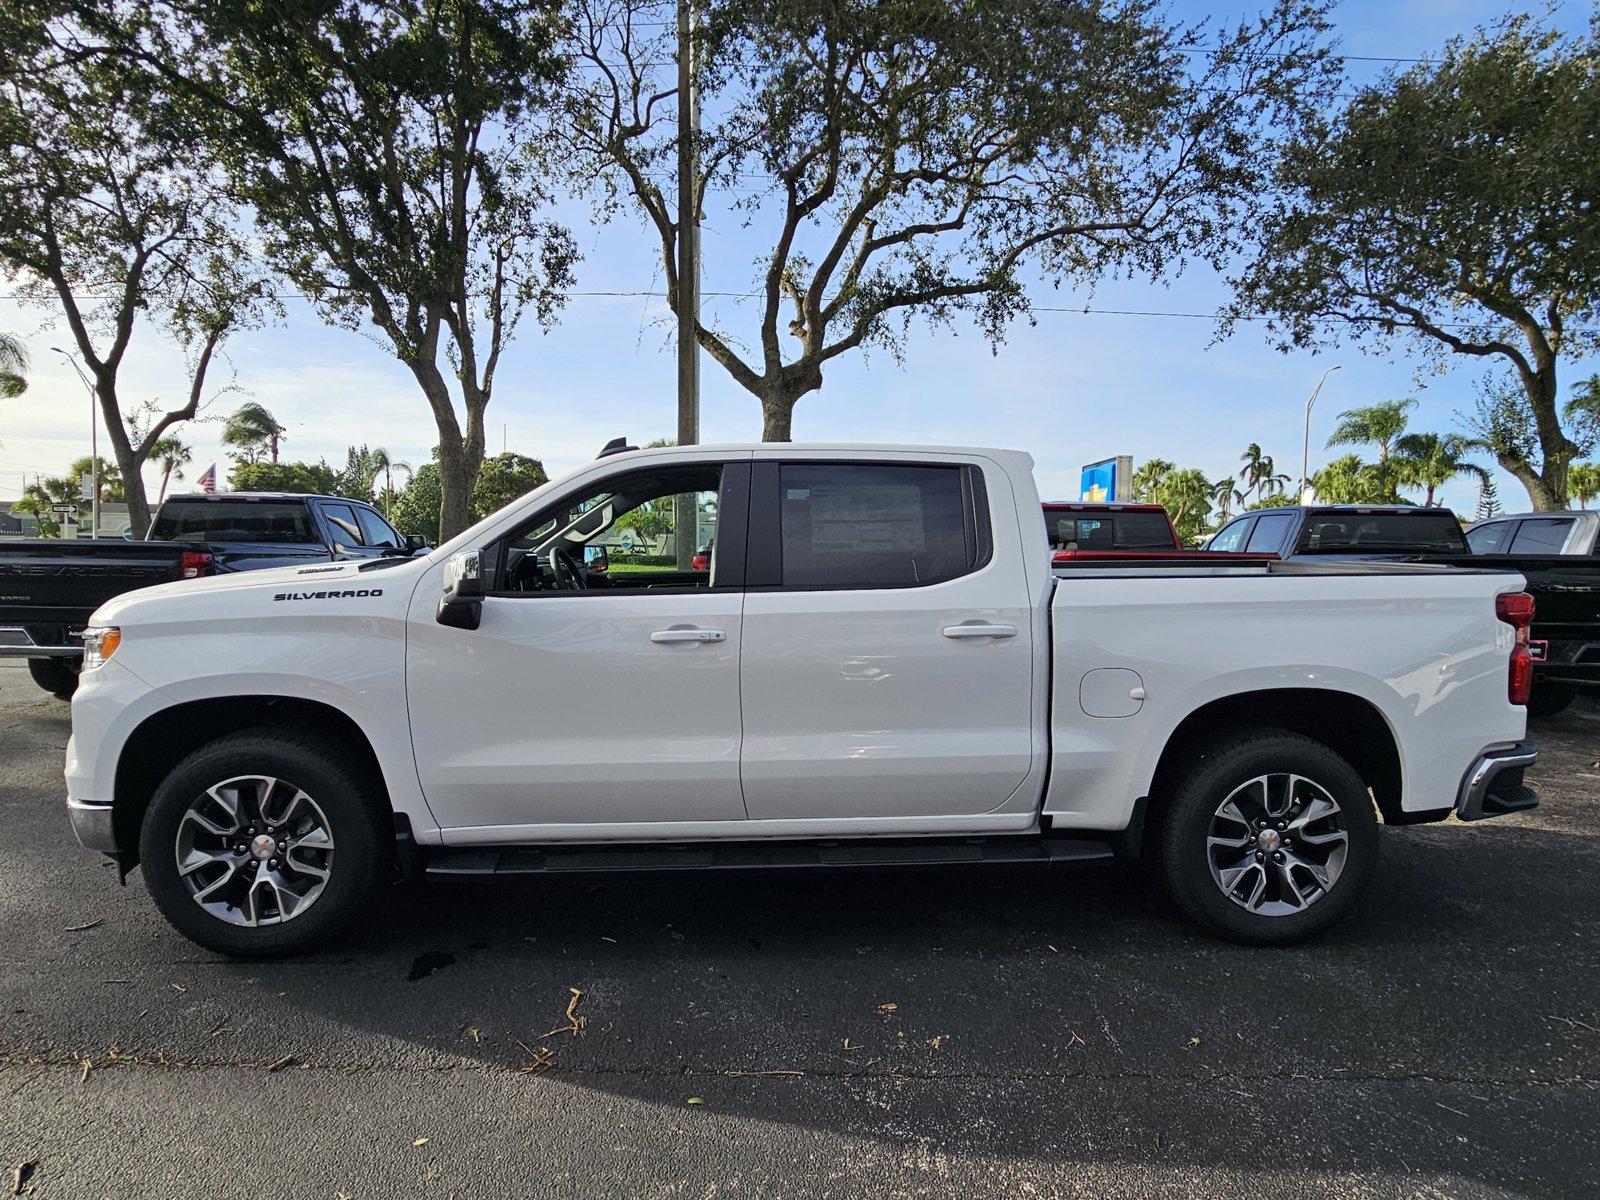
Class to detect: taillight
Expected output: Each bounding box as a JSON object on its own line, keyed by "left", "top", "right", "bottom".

{"left": 181, "top": 550, "right": 214, "bottom": 579}
{"left": 1496, "top": 591, "right": 1535, "bottom": 705}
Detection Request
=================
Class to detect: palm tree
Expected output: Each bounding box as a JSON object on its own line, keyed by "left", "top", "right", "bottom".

{"left": 1238, "top": 443, "right": 1267, "bottom": 500}
{"left": 221, "top": 402, "right": 287, "bottom": 464}
{"left": 1309, "top": 454, "right": 1380, "bottom": 504}
{"left": 1211, "top": 475, "right": 1244, "bottom": 523}
{"left": 149, "top": 436, "right": 193, "bottom": 503}
{"left": 367, "top": 447, "right": 413, "bottom": 517}
{"left": 0, "top": 333, "right": 27, "bottom": 399}
{"left": 1326, "top": 398, "right": 1416, "bottom": 464}
{"left": 1131, "top": 458, "right": 1174, "bottom": 503}
{"left": 1569, "top": 463, "right": 1600, "bottom": 510}
{"left": 1393, "top": 432, "right": 1489, "bottom": 507}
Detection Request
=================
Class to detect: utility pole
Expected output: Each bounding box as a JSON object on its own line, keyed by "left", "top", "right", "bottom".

{"left": 674, "top": 0, "right": 701, "bottom": 570}
{"left": 52, "top": 346, "right": 99, "bottom": 537}
{"left": 1300, "top": 364, "right": 1341, "bottom": 503}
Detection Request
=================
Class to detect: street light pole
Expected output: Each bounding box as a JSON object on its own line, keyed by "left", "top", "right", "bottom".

{"left": 1300, "top": 364, "right": 1341, "bottom": 503}
{"left": 51, "top": 346, "right": 99, "bottom": 537}
{"left": 673, "top": 0, "right": 701, "bottom": 569}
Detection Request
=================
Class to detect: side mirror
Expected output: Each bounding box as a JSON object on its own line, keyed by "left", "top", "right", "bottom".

{"left": 405, "top": 533, "right": 430, "bottom": 553}
{"left": 437, "top": 549, "right": 484, "bottom": 630}
{"left": 583, "top": 544, "right": 609, "bottom": 572}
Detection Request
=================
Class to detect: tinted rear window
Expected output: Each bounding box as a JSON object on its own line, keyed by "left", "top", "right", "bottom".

{"left": 1508, "top": 517, "right": 1575, "bottom": 555}
{"left": 151, "top": 501, "right": 319, "bottom": 544}
{"left": 1045, "top": 510, "right": 1175, "bottom": 550}
{"left": 1297, "top": 511, "right": 1467, "bottom": 554}
{"left": 779, "top": 463, "right": 973, "bottom": 587}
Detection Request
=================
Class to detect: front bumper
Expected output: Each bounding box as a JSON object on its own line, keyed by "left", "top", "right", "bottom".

{"left": 1455, "top": 741, "right": 1541, "bottom": 822}
{"left": 68, "top": 797, "right": 118, "bottom": 852}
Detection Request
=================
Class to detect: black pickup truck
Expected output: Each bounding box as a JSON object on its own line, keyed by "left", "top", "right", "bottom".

{"left": 1, "top": 493, "right": 422, "bottom": 697}
{"left": 1206, "top": 504, "right": 1600, "bottom": 715}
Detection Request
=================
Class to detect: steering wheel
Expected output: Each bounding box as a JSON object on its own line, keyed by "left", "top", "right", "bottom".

{"left": 548, "top": 545, "right": 587, "bottom": 590}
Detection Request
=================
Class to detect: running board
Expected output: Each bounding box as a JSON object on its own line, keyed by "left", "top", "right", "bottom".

{"left": 424, "top": 835, "right": 1114, "bottom": 878}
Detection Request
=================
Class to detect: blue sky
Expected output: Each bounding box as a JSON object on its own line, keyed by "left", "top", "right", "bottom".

{"left": 2, "top": 0, "right": 1592, "bottom": 517}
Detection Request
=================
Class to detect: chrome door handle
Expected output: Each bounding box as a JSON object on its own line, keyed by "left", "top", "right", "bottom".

{"left": 650, "top": 628, "right": 726, "bottom": 644}
{"left": 941, "top": 623, "right": 1018, "bottom": 640}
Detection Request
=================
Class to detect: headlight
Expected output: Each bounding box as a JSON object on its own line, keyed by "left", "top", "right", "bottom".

{"left": 81, "top": 626, "right": 121, "bottom": 671}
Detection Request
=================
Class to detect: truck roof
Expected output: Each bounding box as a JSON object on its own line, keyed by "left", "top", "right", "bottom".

{"left": 1043, "top": 501, "right": 1169, "bottom": 513}
{"left": 162, "top": 492, "right": 360, "bottom": 504}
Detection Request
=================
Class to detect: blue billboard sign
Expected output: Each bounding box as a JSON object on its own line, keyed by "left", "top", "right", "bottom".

{"left": 1080, "top": 456, "right": 1132, "bottom": 503}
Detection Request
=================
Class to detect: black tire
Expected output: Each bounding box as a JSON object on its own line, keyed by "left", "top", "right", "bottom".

{"left": 1157, "top": 727, "right": 1379, "bottom": 946}
{"left": 139, "top": 727, "right": 390, "bottom": 958}
{"left": 1527, "top": 685, "right": 1576, "bottom": 719}
{"left": 27, "top": 656, "right": 79, "bottom": 699}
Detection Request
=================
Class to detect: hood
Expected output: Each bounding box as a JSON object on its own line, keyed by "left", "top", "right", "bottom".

{"left": 89, "top": 557, "right": 427, "bottom": 626}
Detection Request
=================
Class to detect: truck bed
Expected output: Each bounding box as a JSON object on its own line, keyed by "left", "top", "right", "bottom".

{"left": 1041, "top": 557, "right": 1527, "bottom": 829}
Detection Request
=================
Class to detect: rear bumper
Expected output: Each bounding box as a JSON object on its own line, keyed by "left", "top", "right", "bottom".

{"left": 68, "top": 797, "right": 118, "bottom": 852}
{"left": 1530, "top": 635, "right": 1600, "bottom": 687}
{"left": 0, "top": 626, "right": 82, "bottom": 657}
{"left": 1455, "top": 741, "right": 1540, "bottom": 822}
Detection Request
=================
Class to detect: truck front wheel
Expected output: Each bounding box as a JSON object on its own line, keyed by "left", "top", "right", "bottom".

{"left": 1157, "top": 729, "right": 1379, "bottom": 945}
{"left": 27, "top": 656, "right": 79, "bottom": 699}
{"left": 139, "top": 728, "right": 390, "bottom": 958}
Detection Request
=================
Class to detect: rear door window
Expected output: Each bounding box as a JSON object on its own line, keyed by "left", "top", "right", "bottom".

{"left": 1508, "top": 517, "right": 1575, "bottom": 554}
{"left": 150, "top": 501, "right": 318, "bottom": 544}
{"left": 1245, "top": 513, "right": 1294, "bottom": 553}
{"left": 776, "top": 463, "right": 976, "bottom": 588}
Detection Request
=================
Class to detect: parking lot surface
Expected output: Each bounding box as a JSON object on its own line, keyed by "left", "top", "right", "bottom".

{"left": 2, "top": 661, "right": 1597, "bottom": 1198}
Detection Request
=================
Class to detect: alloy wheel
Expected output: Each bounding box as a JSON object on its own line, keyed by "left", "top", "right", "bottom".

{"left": 174, "top": 775, "right": 335, "bottom": 927}
{"left": 1205, "top": 773, "right": 1349, "bottom": 917}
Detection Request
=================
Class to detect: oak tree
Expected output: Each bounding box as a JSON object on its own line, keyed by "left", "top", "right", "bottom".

{"left": 573, "top": 0, "right": 1335, "bottom": 439}
{"left": 1229, "top": 16, "right": 1600, "bottom": 509}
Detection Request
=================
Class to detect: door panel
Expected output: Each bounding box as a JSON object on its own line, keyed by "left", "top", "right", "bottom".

{"left": 738, "top": 458, "right": 1036, "bottom": 821}
{"left": 406, "top": 457, "right": 750, "bottom": 832}
{"left": 408, "top": 590, "right": 747, "bottom": 829}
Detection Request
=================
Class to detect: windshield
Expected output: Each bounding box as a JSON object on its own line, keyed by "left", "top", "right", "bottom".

{"left": 150, "top": 501, "right": 319, "bottom": 544}
{"left": 1045, "top": 509, "right": 1175, "bottom": 550}
{"left": 1296, "top": 511, "right": 1467, "bottom": 554}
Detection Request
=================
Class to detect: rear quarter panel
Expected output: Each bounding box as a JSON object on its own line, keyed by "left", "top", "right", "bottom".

{"left": 1044, "top": 569, "right": 1530, "bottom": 828}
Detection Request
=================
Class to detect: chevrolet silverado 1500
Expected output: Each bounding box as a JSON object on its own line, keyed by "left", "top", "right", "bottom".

{"left": 65, "top": 444, "right": 1540, "bottom": 956}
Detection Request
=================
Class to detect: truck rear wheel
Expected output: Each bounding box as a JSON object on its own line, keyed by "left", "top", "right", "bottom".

{"left": 27, "top": 656, "right": 79, "bottom": 699}
{"left": 1157, "top": 728, "right": 1378, "bottom": 945}
{"left": 138, "top": 728, "right": 389, "bottom": 958}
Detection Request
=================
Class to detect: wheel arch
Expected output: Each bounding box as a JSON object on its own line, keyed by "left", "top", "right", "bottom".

{"left": 1143, "top": 688, "right": 1404, "bottom": 840}
{"left": 112, "top": 695, "right": 394, "bottom": 867}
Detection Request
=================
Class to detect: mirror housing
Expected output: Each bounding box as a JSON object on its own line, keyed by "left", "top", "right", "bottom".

{"left": 405, "top": 533, "right": 431, "bottom": 553}
{"left": 436, "top": 549, "right": 484, "bottom": 629}
{"left": 583, "top": 544, "right": 609, "bottom": 573}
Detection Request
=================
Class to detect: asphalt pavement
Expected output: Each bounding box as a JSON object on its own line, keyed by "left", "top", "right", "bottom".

{"left": 2, "top": 660, "right": 1597, "bottom": 1198}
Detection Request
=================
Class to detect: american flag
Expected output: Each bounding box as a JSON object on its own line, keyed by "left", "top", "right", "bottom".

{"left": 198, "top": 463, "right": 217, "bottom": 494}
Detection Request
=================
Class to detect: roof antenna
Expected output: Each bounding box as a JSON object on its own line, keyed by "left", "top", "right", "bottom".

{"left": 597, "top": 437, "right": 638, "bottom": 459}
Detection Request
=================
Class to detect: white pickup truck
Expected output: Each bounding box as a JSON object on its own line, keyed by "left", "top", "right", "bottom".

{"left": 65, "top": 443, "right": 1540, "bottom": 957}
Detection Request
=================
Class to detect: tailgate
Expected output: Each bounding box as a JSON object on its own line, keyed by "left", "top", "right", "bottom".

{"left": 0, "top": 540, "right": 187, "bottom": 630}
